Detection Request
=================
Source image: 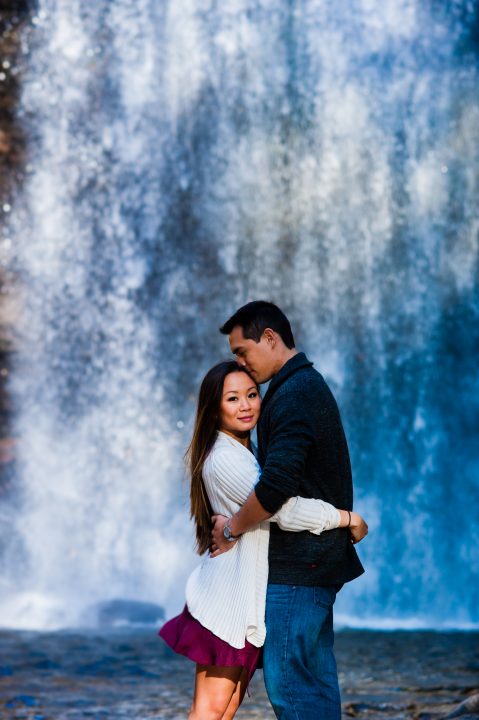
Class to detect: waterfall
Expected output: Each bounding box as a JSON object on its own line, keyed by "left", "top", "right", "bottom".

{"left": 1, "top": 0, "right": 478, "bottom": 629}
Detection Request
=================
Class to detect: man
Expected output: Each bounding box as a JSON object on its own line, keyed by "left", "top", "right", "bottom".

{"left": 211, "top": 300, "right": 366, "bottom": 720}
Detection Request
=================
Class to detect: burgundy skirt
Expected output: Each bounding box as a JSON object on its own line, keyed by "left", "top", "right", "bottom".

{"left": 158, "top": 605, "right": 261, "bottom": 683}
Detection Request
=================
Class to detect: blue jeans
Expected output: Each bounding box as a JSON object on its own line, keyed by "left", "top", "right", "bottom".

{"left": 263, "top": 584, "right": 341, "bottom": 720}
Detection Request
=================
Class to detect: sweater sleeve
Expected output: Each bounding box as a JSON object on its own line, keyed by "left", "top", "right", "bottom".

{"left": 255, "top": 390, "right": 317, "bottom": 513}
{"left": 271, "top": 497, "right": 341, "bottom": 534}
{"left": 210, "top": 447, "right": 259, "bottom": 506}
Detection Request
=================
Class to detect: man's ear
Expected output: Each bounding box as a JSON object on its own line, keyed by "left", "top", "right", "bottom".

{"left": 263, "top": 328, "right": 276, "bottom": 347}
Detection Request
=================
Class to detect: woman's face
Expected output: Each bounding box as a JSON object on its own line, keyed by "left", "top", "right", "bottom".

{"left": 219, "top": 371, "right": 261, "bottom": 439}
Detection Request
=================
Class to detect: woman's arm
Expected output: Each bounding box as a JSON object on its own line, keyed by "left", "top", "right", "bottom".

{"left": 272, "top": 496, "right": 340, "bottom": 534}
{"left": 273, "top": 498, "right": 368, "bottom": 541}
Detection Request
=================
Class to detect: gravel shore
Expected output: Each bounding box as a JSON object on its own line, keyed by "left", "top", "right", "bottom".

{"left": 0, "top": 628, "right": 478, "bottom": 719}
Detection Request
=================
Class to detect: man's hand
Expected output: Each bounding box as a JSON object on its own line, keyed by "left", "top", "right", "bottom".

{"left": 210, "top": 514, "right": 238, "bottom": 557}
{"left": 349, "top": 512, "right": 368, "bottom": 544}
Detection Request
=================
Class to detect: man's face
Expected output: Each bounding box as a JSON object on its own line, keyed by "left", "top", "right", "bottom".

{"left": 228, "top": 326, "right": 276, "bottom": 384}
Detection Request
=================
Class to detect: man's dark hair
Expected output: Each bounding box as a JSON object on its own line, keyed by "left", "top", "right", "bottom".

{"left": 220, "top": 300, "right": 295, "bottom": 349}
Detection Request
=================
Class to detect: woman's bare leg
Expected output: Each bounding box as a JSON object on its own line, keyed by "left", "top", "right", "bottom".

{"left": 222, "top": 667, "right": 249, "bottom": 720}
{"left": 188, "top": 664, "right": 246, "bottom": 720}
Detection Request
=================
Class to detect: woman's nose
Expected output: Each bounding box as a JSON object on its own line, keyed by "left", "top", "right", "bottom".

{"left": 239, "top": 396, "right": 251, "bottom": 410}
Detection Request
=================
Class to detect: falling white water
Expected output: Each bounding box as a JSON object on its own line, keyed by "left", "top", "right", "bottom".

{"left": 1, "top": 0, "right": 478, "bottom": 629}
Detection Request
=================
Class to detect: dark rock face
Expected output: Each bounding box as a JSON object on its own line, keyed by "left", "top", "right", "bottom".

{"left": 0, "top": 1, "right": 31, "bottom": 493}
{"left": 0, "top": 2, "right": 33, "bottom": 24}
{"left": 0, "top": 1, "right": 31, "bottom": 194}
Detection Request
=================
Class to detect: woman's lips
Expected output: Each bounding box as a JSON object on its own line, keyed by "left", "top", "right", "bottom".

{"left": 238, "top": 416, "right": 254, "bottom": 422}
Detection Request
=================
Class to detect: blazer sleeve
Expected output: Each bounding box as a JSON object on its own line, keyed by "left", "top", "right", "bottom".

{"left": 255, "top": 389, "right": 317, "bottom": 513}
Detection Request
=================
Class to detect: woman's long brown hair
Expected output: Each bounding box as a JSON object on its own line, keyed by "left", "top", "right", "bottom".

{"left": 186, "top": 361, "right": 256, "bottom": 555}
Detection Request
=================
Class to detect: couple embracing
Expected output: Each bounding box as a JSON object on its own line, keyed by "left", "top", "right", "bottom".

{"left": 160, "top": 301, "right": 368, "bottom": 719}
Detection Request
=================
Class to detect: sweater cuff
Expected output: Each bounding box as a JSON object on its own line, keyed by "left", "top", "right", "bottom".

{"left": 333, "top": 508, "right": 341, "bottom": 528}
{"left": 255, "top": 480, "right": 288, "bottom": 515}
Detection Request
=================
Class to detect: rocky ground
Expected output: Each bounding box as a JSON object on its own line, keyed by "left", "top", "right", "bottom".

{"left": 0, "top": 628, "right": 478, "bottom": 719}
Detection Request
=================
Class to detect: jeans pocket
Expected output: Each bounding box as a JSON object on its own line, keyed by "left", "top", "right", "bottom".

{"left": 314, "top": 586, "right": 336, "bottom": 609}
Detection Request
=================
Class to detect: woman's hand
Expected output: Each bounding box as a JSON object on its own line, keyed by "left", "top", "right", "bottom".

{"left": 349, "top": 512, "right": 368, "bottom": 544}
{"left": 210, "top": 514, "right": 238, "bottom": 557}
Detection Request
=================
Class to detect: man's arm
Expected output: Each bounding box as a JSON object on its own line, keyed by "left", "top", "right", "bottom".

{"left": 230, "top": 489, "right": 271, "bottom": 533}
{"left": 211, "top": 496, "right": 368, "bottom": 556}
{"left": 211, "top": 390, "right": 316, "bottom": 553}
{"left": 253, "top": 389, "right": 317, "bottom": 513}
{"left": 210, "top": 489, "right": 269, "bottom": 555}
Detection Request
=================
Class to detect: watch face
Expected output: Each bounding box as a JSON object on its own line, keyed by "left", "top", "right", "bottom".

{"left": 223, "top": 524, "right": 231, "bottom": 539}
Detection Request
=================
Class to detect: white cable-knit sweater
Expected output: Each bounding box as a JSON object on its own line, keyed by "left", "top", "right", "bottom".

{"left": 185, "top": 431, "right": 341, "bottom": 649}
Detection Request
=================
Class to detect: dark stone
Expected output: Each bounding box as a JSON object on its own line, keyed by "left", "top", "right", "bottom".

{"left": 95, "top": 598, "right": 165, "bottom": 628}
{"left": 445, "top": 694, "right": 479, "bottom": 719}
{"left": 5, "top": 693, "right": 38, "bottom": 708}
{"left": 75, "top": 658, "right": 118, "bottom": 677}
{"left": 33, "top": 659, "right": 61, "bottom": 670}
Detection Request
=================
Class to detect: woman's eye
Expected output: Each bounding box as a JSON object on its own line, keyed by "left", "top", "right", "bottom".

{"left": 227, "top": 396, "right": 238, "bottom": 402}
{"left": 248, "top": 392, "right": 257, "bottom": 398}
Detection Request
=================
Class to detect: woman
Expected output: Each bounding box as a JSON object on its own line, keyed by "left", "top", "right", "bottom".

{"left": 159, "top": 361, "right": 367, "bottom": 720}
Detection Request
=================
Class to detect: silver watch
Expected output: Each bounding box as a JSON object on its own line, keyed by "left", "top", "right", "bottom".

{"left": 223, "top": 522, "right": 237, "bottom": 542}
